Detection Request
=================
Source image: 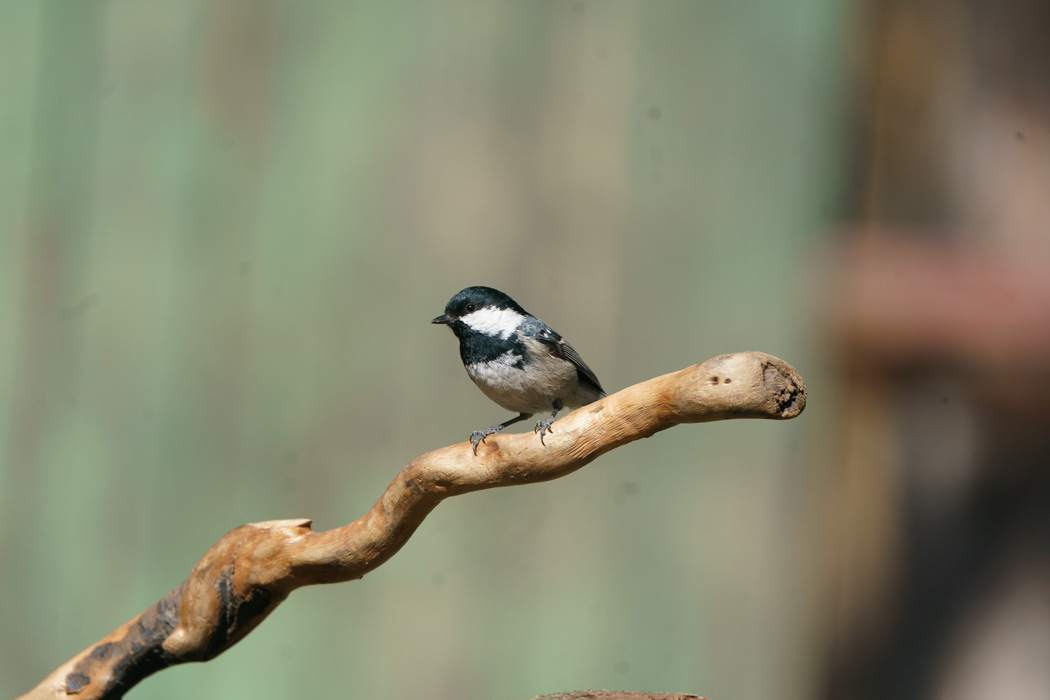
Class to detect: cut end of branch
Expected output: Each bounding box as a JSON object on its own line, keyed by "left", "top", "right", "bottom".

{"left": 762, "top": 355, "right": 807, "bottom": 418}
{"left": 666, "top": 351, "right": 806, "bottom": 424}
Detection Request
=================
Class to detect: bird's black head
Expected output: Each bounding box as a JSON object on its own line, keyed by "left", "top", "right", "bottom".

{"left": 431, "top": 286, "right": 528, "bottom": 328}
{"left": 433, "top": 286, "right": 530, "bottom": 365}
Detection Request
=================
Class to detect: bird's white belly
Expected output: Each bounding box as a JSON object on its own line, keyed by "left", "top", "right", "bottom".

{"left": 466, "top": 351, "right": 579, "bottom": 414}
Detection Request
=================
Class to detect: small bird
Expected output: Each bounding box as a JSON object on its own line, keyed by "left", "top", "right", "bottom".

{"left": 432, "top": 286, "right": 606, "bottom": 454}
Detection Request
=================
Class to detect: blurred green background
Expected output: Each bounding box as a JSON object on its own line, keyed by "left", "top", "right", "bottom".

{"left": 6, "top": 2, "right": 1049, "bottom": 700}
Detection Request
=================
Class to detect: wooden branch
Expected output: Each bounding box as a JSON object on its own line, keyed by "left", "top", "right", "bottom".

{"left": 18, "top": 352, "right": 805, "bottom": 700}
{"left": 530, "top": 692, "right": 707, "bottom": 700}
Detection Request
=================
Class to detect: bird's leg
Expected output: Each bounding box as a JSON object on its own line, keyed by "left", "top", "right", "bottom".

{"left": 470, "top": 412, "right": 532, "bottom": 455}
{"left": 534, "top": 398, "right": 564, "bottom": 446}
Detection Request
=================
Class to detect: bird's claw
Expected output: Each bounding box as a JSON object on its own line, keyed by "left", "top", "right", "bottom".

{"left": 534, "top": 418, "right": 555, "bottom": 446}
{"left": 469, "top": 427, "right": 500, "bottom": 455}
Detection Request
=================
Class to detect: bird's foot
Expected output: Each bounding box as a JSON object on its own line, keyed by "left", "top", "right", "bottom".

{"left": 533, "top": 417, "right": 556, "bottom": 446}
{"left": 469, "top": 425, "right": 504, "bottom": 455}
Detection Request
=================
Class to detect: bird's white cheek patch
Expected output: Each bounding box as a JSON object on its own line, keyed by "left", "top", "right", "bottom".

{"left": 462, "top": 307, "right": 523, "bottom": 339}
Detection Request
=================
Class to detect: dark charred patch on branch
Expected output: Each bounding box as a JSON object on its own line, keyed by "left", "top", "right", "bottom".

{"left": 67, "top": 583, "right": 184, "bottom": 697}
{"left": 206, "top": 568, "right": 274, "bottom": 660}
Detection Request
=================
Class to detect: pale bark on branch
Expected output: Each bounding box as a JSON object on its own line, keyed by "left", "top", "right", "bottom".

{"left": 18, "top": 351, "right": 806, "bottom": 700}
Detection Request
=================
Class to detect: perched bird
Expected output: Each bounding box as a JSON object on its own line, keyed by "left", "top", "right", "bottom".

{"left": 432, "top": 286, "right": 606, "bottom": 454}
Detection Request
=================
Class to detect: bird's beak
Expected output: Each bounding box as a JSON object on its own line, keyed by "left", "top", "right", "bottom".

{"left": 431, "top": 314, "right": 452, "bottom": 325}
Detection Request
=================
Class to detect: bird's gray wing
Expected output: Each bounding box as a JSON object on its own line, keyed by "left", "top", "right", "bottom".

{"left": 530, "top": 325, "right": 605, "bottom": 398}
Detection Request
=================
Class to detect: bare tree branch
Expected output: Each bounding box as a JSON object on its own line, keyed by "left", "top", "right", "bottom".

{"left": 17, "top": 351, "right": 806, "bottom": 700}
{"left": 530, "top": 692, "right": 708, "bottom": 700}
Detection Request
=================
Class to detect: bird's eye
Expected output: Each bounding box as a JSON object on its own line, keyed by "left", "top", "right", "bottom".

{"left": 465, "top": 303, "right": 476, "bottom": 312}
